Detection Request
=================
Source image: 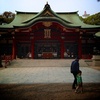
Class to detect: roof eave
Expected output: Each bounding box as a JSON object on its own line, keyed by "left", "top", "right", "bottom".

{"left": 13, "top": 17, "right": 81, "bottom": 29}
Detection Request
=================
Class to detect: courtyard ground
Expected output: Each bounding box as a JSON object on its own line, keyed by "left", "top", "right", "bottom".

{"left": 0, "top": 83, "right": 100, "bottom": 100}
{"left": 0, "top": 59, "right": 100, "bottom": 100}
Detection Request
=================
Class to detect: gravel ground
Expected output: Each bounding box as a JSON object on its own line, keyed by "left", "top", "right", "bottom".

{"left": 0, "top": 83, "right": 100, "bottom": 100}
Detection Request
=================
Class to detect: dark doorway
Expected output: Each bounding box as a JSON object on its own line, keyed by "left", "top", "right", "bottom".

{"left": 17, "top": 42, "right": 31, "bottom": 58}
{"left": 64, "top": 42, "right": 78, "bottom": 58}
{"left": 34, "top": 40, "right": 60, "bottom": 59}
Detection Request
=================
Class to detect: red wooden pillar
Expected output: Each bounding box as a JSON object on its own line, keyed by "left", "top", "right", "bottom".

{"left": 31, "top": 38, "right": 34, "bottom": 59}
{"left": 78, "top": 34, "right": 82, "bottom": 59}
{"left": 12, "top": 37, "right": 16, "bottom": 59}
{"left": 61, "top": 40, "right": 64, "bottom": 59}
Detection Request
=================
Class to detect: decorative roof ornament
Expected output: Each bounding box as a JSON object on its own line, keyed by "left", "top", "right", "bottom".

{"left": 42, "top": 21, "right": 52, "bottom": 27}
{"left": 46, "top": 1, "right": 48, "bottom": 4}
{"left": 44, "top": 1, "right": 50, "bottom": 9}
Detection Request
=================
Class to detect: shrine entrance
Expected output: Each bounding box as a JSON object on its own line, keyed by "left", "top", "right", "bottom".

{"left": 34, "top": 40, "right": 60, "bottom": 59}
{"left": 64, "top": 42, "right": 78, "bottom": 58}
{"left": 17, "top": 42, "right": 31, "bottom": 58}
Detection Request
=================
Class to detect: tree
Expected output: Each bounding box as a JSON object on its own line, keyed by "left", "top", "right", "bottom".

{"left": 82, "top": 12, "right": 100, "bottom": 25}
{"left": 3, "top": 11, "right": 15, "bottom": 18}
{"left": 0, "top": 15, "right": 3, "bottom": 25}
{"left": 0, "top": 11, "right": 15, "bottom": 24}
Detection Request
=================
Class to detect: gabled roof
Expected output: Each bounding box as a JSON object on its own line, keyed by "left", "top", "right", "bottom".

{"left": 0, "top": 3, "right": 100, "bottom": 29}
{"left": 22, "top": 3, "right": 71, "bottom": 24}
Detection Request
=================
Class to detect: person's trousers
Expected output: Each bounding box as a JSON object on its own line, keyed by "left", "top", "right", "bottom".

{"left": 72, "top": 72, "right": 77, "bottom": 89}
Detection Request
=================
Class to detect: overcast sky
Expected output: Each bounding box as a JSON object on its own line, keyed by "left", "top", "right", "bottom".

{"left": 0, "top": 0, "right": 100, "bottom": 16}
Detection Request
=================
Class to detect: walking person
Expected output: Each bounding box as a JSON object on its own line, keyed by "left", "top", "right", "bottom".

{"left": 70, "top": 57, "right": 80, "bottom": 89}
{"left": 75, "top": 70, "right": 83, "bottom": 93}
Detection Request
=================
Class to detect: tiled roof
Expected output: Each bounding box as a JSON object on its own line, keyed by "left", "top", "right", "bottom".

{"left": 0, "top": 3, "right": 100, "bottom": 29}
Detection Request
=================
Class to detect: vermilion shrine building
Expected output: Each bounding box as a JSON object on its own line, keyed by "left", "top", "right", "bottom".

{"left": 0, "top": 3, "right": 100, "bottom": 59}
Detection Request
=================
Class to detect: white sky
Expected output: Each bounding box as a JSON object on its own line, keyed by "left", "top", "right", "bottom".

{"left": 0, "top": 0, "right": 100, "bottom": 16}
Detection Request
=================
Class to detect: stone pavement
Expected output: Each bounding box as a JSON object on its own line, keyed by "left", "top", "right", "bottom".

{"left": 0, "top": 59, "right": 100, "bottom": 84}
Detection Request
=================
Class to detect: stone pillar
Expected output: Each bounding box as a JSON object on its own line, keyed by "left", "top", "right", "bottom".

{"left": 92, "top": 55, "right": 100, "bottom": 66}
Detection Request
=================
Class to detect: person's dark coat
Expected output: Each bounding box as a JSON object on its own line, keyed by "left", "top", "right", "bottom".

{"left": 71, "top": 60, "right": 79, "bottom": 73}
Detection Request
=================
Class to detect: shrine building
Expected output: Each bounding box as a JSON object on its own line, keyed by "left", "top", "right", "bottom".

{"left": 0, "top": 3, "right": 100, "bottom": 59}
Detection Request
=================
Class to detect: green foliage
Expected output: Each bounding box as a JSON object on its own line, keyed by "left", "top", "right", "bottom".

{"left": 83, "top": 12, "right": 100, "bottom": 25}
{"left": 3, "top": 18, "right": 14, "bottom": 24}
{"left": 79, "top": 16, "right": 84, "bottom": 21}
{"left": 0, "top": 11, "right": 15, "bottom": 24}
